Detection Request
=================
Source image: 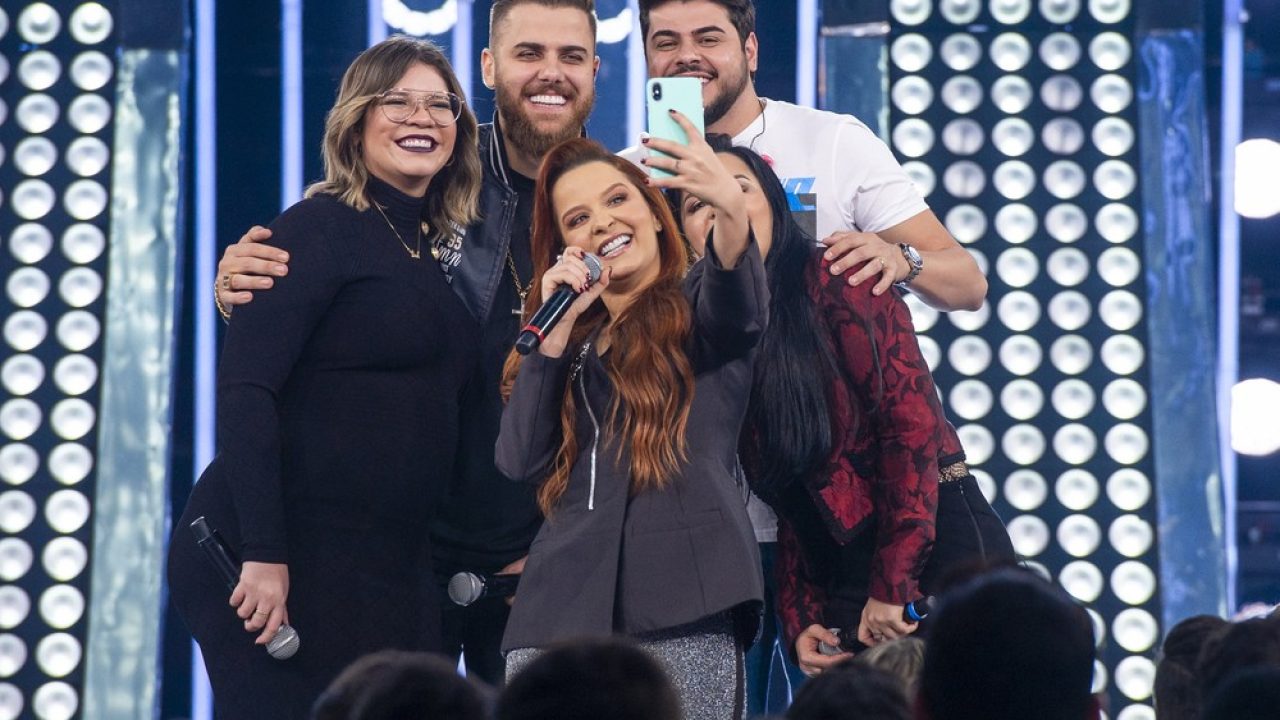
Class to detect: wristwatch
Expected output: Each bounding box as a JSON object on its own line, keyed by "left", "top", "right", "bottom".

{"left": 896, "top": 243, "right": 923, "bottom": 288}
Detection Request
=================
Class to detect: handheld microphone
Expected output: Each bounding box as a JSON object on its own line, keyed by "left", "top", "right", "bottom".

{"left": 191, "top": 516, "right": 300, "bottom": 660}
{"left": 447, "top": 571, "right": 521, "bottom": 607}
{"left": 903, "top": 596, "right": 935, "bottom": 623}
{"left": 514, "top": 253, "right": 603, "bottom": 355}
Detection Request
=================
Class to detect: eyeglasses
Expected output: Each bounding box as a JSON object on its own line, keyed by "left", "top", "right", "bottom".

{"left": 376, "top": 89, "right": 464, "bottom": 126}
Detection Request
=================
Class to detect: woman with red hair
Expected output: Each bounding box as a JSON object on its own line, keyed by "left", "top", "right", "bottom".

{"left": 496, "top": 122, "right": 765, "bottom": 720}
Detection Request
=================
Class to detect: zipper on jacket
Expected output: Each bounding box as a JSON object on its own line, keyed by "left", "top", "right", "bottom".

{"left": 578, "top": 370, "right": 600, "bottom": 511}
{"left": 956, "top": 478, "right": 986, "bottom": 558}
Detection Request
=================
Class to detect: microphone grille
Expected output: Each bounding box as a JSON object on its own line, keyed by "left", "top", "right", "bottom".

{"left": 447, "top": 572, "right": 485, "bottom": 607}
{"left": 582, "top": 253, "right": 603, "bottom": 283}
{"left": 267, "top": 624, "right": 300, "bottom": 660}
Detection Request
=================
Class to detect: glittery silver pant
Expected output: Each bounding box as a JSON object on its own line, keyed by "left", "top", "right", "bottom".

{"left": 506, "top": 615, "right": 745, "bottom": 720}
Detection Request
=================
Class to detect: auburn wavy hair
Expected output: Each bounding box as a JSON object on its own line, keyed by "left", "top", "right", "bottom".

{"left": 502, "top": 139, "right": 694, "bottom": 516}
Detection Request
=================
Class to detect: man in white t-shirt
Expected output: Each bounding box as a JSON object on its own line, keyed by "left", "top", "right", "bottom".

{"left": 638, "top": 0, "right": 987, "bottom": 313}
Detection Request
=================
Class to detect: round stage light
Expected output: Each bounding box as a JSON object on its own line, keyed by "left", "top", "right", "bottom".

{"left": 940, "top": 0, "right": 982, "bottom": 23}
{"left": 904, "top": 295, "right": 939, "bottom": 332}
{"left": 1093, "top": 660, "right": 1109, "bottom": 694}
{"left": 4, "top": 312, "right": 48, "bottom": 352}
{"left": 1040, "top": 0, "right": 1081, "bottom": 23}
{"left": 941, "top": 76, "right": 984, "bottom": 114}
{"left": 902, "top": 161, "right": 936, "bottom": 198}
{"left": 11, "top": 180, "right": 57, "bottom": 221}
{"left": 947, "top": 204, "right": 983, "bottom": 243}
{"left": 1106, "top": 423, "right": 1149, "bottom": 464}
{"left": 1112, "top": 608, "right": 1159, "bottom": 653}
{"left": 1097, "top": 203, "right": 1140, "bottom": 243}
{"left": 1093, "top": 74, "right": 1134, "bottom": 113}
{"left": 950, "top": 380, "right": 993, "bottom": 420}
{"left": 1058, "top": 514, "right": 1102, "bottom": 557}
{"left": 948, "top": 301, "right": 991, "bottom": 331}
{"left": 0, "top": 635, "right": 25, "bottom": 679}
{"left": 1055, "top": 424, "right": 1099, "bottom": 465}
{"left": 990, "top": 33, "right": 1032, "bottom": 72}
{"left": 1103, "top": 379, "right": 1147, "bottom": 419}
{"left": 1042, "top": 117, "right": 1085, "bottom": 155}
{"left": 1058, "top": 469, "right": 1101, "bottom": 510}
{"left": 1001, "top": 379, "right": 1045, "bottom": 420}
{"left": 997, "top": 292, "right": 1041, "bottom": 331}
{"left": 0, "top": 539, "right": 33, "bottom": 582}
{"left": 32, "top": 681, "right": 78, "bottom": 720}
{"left": 18, "top": 3, "right": 61, "bottom": 43}
{"left": 58, "top": 268, "right": 103, "bottom": 308}
{"left": 9, "top": 223, "right": 54, "bottom": 263}
{"left": 1044, "top": 160, "right": 1087, "bottom": 200}
{"left": 53, "top": 356, "right": 97, "bottom": 396}
{"left": 1101, "top": 335, "right": 1145, "bottom": 375}
{"left": 48, "top": 444, "right": 92, "bottom": 486}
{"left": 1040, "top": 32, "right": 1082, "bottom": 71}
{"left": 992, "top": 117, "right": 1035, "bottom": 156}
{"left": 1235, "top": 139, "right": 1280, "bottom": 218}
{"left": 13, "top": 138, "right": 58, "bottom": 177}
{"left": 45, "top": 490, "right": 91, "bottom": 535}
{"left": 38, "top": 586, "right": 85, "bottom": 630}
{"left": 50, "top": 400, "right": 96, "bottom": 441}
{"left": 999, "top": 335, "right": 1043, "bottom": 376}
{"left": 0, "top": 400, "right": 42, "bottom": 442}
{"left": 0, "top": 490, "right": 37, "bottom": 534}
{"left": 992, "top": 76, "right": 1034, "bottom": 113}
{"left": 0, "top": 588, "right": 30, "bottom": 632}
{"left": 993, "top": 161, "right": 1036, "bottom": 200}
{"left": 1110, "top": 515, "right": 1154, "bottom": 558}
{"left": 56, "top": 311, "right": 101, "bottom": 352}
{"left": 942, "top": 118, "right": 985, "bottom": 155}
{"left": 42, "top": 537, "right": 88, "bottom": 582}
{"left": 35, "top": 635, "right": 81, "bottom": 678}
{"left": 1, "top": 355, "right": 45, "bottom": 396}
{"left": 991, "top": 0, "right": 1033, "bottom": 23}
{"left": 996, "top": 248, "right": 1038, "bottom": 287}
{"left": 1112, "top": 561, "right": 1156, "bottom": 605}
{"left": 940, "top": 33, "right": 983, "bottom": 71}
{"left": 892, "top": 119, "right": 935, "bottom": 158}
{"left": 1095, "top": 160, "right": 1137, "bottom": 200}
{"left": 1048, "top": 290, "right": 1092, "bottom": 331}
{"left": 1041, "top": 75, "right": 1084, "bottom": 112}
{"left": 949, "top": 335, "right": 993, "bottom": 376}
{"left": 0, "top": 7, "right": 8, "bottom": 38}
{"left": 15, "top": 94, "right": 59, "bottom": 134}
{"left": 1090, "top": 32, "right": 1131, "bottom": 70}
{"left": 1098, "top": 247, "right": 1141, "bottom": 286}
{"left": 956, "top": 424, "right": 995, "bottom": 465}
{"left": 65, "top": 137, "right": 109, "bottom": 177}
{"left": 67, "top": 94, "right": 111, "bottom": 133}
{"left": 17, "top": 51, "right": 61, "bottom": 92}
{"left": 1045, "top": 203, "right": 1088, "bottom": 243}
{"left": 69, "top": 51, "right": 112, "bottom": 91}
{"left": 1099, "top": 290, "right": 1143, "bottom": 331}
{"left": 1008, "top": 515, "right": 1051, "bottom": 557}
{"left": 1115, "top": 657, "right": 1156, "bottom": 701}
{"left": 1060, "top": 560, "right": 1104, "bottom": 603}
{"left": 1093, "top": 117, "right": 1136, "bottom": 158}
{"left": 890, "top": 0, "right": 932, "bottom": 25}
{"left": 972, "top": 469, "right": 998, "bottom": 505}
{"left": 994, "top": 204, "right": 1037, "bottom": 243}
{"left": 918, "top": 336, "right": 941, "bottom": 372}
{"left": 62, "top": 224, "right": 106, "bottom": 264}
{"left": 1023, "top": 561, "right": 1052, "bottom": 582}
{"left": 1047, "top": 247, "right": 1090, "bottom": 286}
{"left": 1052, "top": 379, "right": 1096, "bottom": 419}
{"left": 892, "top": 76, "right": 934, "bottom": 115}
{"left": 1087, "top": 608, "right": 1107, "bottom": 648}
{"left": 69, "top": 3, "right": 113, "bottom": 44}
{"left": 891, "top": 34, "right": 932, "bottom": 72}
{"left": 0, "top": 444, "right": 39, "bottom": 486}
{"left": 1230, "top": 379, "right": 1280, "bottom": 456}
{"left": 943, "top": 161, "right": 986, "bottom": 198}
{"left": 968, "top": 248, "right": 989, "bottom": 276}
{"left": 1051, "top": 335, "right": 1093, "bottom": 375}
{"left": 1090, "top": 0, "right": 1131, "bottom": 23}
{"left": 1004, "top": 470, "right": 1048, "bottom": 511}
{"left": 1003, "top": 424, "right": 1047, "bottom": 465}
{"left": 64, "top": 179, "right": 108, "bottom": 220}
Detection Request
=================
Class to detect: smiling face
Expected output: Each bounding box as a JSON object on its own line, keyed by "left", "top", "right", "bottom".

{"left": 644, "top": 0, "right": 757, "bottom": 127}
{"left": 361, "top": 63, "right": 458, "bottom": 196}
{"left": 680, "top": 152, "right": 773, "bottom": 260}
{"left": 552, "top": 161, "right": 663, "bottom": 295}
{"left": 483, "top": 4, "right": 599, "bottom": 159}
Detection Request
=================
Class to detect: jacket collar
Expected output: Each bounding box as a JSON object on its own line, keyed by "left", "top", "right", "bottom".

{"left": 484, "top": 111, "right": 592, "bottom": 190}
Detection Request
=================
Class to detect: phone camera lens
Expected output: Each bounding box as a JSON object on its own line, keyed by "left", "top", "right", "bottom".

{"left": 652, "top": 83, "right": 663, "bottom": 101}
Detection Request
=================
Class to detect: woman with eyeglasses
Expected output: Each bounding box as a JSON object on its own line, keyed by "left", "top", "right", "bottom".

{"left": 166, "top": 37, "right": 482, "bottom": 718}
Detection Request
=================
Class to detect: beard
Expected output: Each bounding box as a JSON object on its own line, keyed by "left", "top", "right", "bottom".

{"left": 703, "top": 64, "right": 750, "bottom": 127}
{"left": 496, "top": 79, "right": 594, "bottom": 160}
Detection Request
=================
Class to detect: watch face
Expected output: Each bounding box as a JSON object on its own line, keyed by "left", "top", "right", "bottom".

{"left": 904, "top": 244, "right": 923, "bottom": 266}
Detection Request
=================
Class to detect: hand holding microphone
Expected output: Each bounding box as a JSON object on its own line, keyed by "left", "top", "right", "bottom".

{"left": 515, "top": 249, "right": 607, "bottom": 357}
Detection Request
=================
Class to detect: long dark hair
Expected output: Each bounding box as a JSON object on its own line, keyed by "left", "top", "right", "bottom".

{"left": 685, "top": 138, "right": 841, "bottom": 503}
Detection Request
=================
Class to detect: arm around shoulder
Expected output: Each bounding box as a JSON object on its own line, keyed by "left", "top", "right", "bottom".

{"left": 878, "top": 210, "right": 987, "bottom": 312}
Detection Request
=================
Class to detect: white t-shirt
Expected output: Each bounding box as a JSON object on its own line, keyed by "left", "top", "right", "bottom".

{"left": 731, "top": 98, "right": 929, "bottom": 242}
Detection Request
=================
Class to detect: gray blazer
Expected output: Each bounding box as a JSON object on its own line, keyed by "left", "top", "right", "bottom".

{"left": 496, "top": 240, "right": 769, "bottom": 652}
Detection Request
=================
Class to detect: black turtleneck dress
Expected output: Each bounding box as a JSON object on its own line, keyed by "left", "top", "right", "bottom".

{"left": 167, "top": 177, "right": 478, "bottom": 719}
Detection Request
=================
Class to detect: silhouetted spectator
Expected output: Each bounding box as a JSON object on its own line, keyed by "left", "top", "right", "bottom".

{"left": 1201, "top": 666, "right": 1280, "bottom": 720}
{"left": 1196, "top": 616, "right": 1280, "bottom": 700}
{"left": 786, "top": 662, "right": 910, "bottom": 720}
{"left": 918, "top": 568, "right": 1098, "bottom": 720}
{"left": 1152, "top": 614, "right": 1227, "bottom": 720}
{"left": 495, "top": 637, "right": 681, "bottom": 720}
{"left": 311, "top": 650, "right": 489, "bottom": 720}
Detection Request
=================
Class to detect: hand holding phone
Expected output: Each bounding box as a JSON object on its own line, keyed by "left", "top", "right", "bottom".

{"left": 645, "top": 77, "right": 705, "bottom": 178}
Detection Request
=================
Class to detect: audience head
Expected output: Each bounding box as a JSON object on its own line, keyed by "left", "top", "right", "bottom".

{"left": 1152, "top": 614, "right": 1228, "bottom": 720}
{"left": 919, "top": 568, "right": 1098, "bottom": 720}
{"left": 311, "top": 650, "right": 488, "bottom": 720}
{"left": 1196, "top": 615, "right": 1280, "bottom": 700}
{"left": 786, "top": 662, "right": 910, "bottom": 720}
{"left": 853, "top": 636, "right": 925, "bottom": 701}
{"left": 1201, "top": 666, "right": 1280, "bottom": 720}
{"left": 495, "top": 637, "right": 681, "bottom": 720}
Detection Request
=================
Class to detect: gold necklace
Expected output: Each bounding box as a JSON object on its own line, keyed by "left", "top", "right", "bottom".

{"left": 506, "top": 251, "right": 532, "bottom": 316}
{"left": 372, "top": 202, "right": 422, "bottom": 259}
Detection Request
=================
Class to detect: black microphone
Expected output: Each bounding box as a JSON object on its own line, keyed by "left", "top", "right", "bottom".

{"left": 904, "top": 596, "right": 935, "bottom": 623}
{"left": 190, "top": 516, "right": 300, "bottom": 660}
{"left": 447, "top": 571, "right": 521, "bottom": 607}
{"left": 514, "top": 253, "right": 603, "bottom": 355}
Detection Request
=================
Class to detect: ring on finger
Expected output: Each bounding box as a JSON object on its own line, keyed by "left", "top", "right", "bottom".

{"left": 221, "top": 274, "right": 232, "bottom": 290}
{"left": 878, "top": 257, "right": 886, "bottom": 271}
{"left": 253, "top": 610, "right": 269, "bottom": 617}
{"left": 675, "top": 159, "right": 681, "bottom": 174}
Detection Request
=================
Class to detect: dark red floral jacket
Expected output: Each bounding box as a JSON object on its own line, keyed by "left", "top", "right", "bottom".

{"left": 773, "top": 256, "right": 950, "bottom": 650}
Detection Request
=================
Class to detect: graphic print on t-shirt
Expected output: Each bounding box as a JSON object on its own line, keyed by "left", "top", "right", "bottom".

{"left": 779, "top": 176, "right": 818, "bottom": 240}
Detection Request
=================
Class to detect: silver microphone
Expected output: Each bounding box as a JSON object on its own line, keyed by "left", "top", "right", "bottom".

{"left": 267, "top": 624, "right": 301, "bottom": 659}
{"left": 447, "top": 571, "right": 521, "bottom": 606}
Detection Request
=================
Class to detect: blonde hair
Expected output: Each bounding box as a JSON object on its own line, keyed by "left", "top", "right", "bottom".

{"left": 305, "top": 36, "right": 481, "bottom": 236}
